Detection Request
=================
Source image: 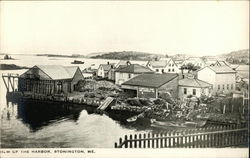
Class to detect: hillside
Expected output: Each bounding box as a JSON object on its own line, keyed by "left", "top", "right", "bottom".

{"left": 88, "top": 51, "right": 163, "bottom": 61}
{"left": 222, "top": 49, "right": 249, "bottom": 65}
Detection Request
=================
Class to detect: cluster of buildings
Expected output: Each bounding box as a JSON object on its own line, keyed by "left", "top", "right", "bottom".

{"left": 93, "top": 56, "right": 248, "bottom": 100}
{"left": 18, "top": 56, "right": 248, "bottom": 101}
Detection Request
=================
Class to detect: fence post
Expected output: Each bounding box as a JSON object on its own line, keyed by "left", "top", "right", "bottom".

{"left": 124, "top": 135, "right": 128, "bottom": 148}
{"left": 143, "top": 133, "right": 146, "bottom": 148}
{"left": 129, "top": 134, "right": 133, "bottom": 148}
{"left": 138, "top": 134, "right": 142, "bottom": 148}
{"left": 197, "top": 128, "right": 202, "bottom": 148}
{"left": 152, "top": 133, "right": 155, "bottom": 148}
{"left": 134, "top": 134, "right": 137, "bottom": 148}
{"left": 114, "top": 142, "right": 117, "bottom": 148}
{"left": 119, "top": 138, "right": 123, "bottom": 148}
{"left": 160, "top": 132, "right": 164, "bottom": 148}
{"left": 211, "top": 126, "right": 215, "bottom": 147}
{"left": 147, "top": 133, "right": 151, "bottom": 148}
{"left": 176, "top": 131, "right": 180, "bottom": 148}
{"left": 156, "top": 133, "right": 159, "bottom": 148}
{"left": 183, "top": 129, "right": 187, "bottom": 148}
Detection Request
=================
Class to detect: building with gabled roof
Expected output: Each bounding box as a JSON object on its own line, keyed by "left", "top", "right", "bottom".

{"left": 121, "top": 73, "right": 178, "bottom": 98}
{"left": 97, "top": 62, "right": 115, "bottom": 78}
{"left": 18, "top": 65, "right": 84, "bottom": 95}
{"left": 115, "top": 64, "right": 153, "bottom": 85}
{"left": 197, "top": 66, "right": 236, "bottom": 94}
{"left": 178, "top": 77, "right": 212, "bottom": 98}
{"left": 107, "top": 60, "right": 131, "bottom": 81}
{"left": 146, "top": 57, "right": 180, "bottom": 74}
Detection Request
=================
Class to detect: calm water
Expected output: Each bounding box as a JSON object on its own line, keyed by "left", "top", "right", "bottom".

{"left": 0, "top": 55, "right": 150, "bottom": 148}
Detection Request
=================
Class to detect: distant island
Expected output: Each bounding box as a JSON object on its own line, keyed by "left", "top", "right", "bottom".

{"left": 88, "top": 51, "right": 164, "bottom": 61}
{"left": 0, "top": 64, "right": 29, "bottom": 70}
{"left": 36, "top": 54, "right": 86, "bottom": 58}
{"left": 1, "top": 54, "right": 15, "bottom": 60}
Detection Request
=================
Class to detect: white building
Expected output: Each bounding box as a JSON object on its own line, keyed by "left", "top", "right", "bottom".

{"left": 178, "top": 77, "right": 212, "bottom": 98}
{"left": 197, "top": 66, "right": 236, "bottom": 94}
{"left": 146, "top": 58, "right": 179, "bottom": 74}
{"left": 115, "top": 64, "right": 153, "bottom": 85}
{"left": 182, "top": 57, "right": 206, "bottom": 68}
{"left": 97, "top": 63, "right": 115, "bottom": 78}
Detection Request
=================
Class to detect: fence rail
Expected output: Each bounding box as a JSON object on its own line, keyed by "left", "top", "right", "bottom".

{"left": 114, "top": 125, "right": 248, "bottom": 148}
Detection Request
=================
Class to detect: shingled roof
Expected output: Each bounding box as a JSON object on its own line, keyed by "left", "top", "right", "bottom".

{"left": 179, "top": 78, "right": 212, "bottom": 88}
{"left": 99, "top": 64, "right": 115, "bottom": 71}
{"left": 122, "top": 73, "right": 178, "bottom": 88}
{"left": 115, "top": 64, "right": 152, "bottom": 73}
{"left": 21, "top": 65, "right": 80, "bottom": 80}
{"left": 208, "top": 66, "right": 236, "bottom": 73}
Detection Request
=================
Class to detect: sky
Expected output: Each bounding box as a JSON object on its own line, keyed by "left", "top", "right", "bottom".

{"left": 0, "top": 1, "right": 249, "bottom": 56}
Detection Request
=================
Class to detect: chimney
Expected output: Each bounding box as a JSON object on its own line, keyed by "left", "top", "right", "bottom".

{"left": 127, "top": 61, "right": 130, "bottom": 65}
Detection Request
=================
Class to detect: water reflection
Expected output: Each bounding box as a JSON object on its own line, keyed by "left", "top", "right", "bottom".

{"left": 1, "top": 97, "right": 142, "bottom": 148}
{"left": 5, "top": 97, "right": 91, "bottom": 132}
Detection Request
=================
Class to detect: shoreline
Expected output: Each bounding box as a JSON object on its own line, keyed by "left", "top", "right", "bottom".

{"left": 0, "top": 64, "right": 29, "bottom": 70}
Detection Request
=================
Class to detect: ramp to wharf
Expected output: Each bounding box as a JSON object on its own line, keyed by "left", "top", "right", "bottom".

{"left": 97, "top": 97, "right": 115, "bottom": 111}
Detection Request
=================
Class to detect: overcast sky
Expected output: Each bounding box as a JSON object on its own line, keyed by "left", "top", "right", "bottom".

{"left": 0, "top": 1, "right": 249, "bottom": 56}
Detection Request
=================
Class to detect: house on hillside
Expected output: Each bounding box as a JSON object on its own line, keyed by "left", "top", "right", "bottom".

{"left": 97, "top": 62, "right": 115, "bottom": 78}
{"left": 115, "top": 64, "right": 153, "bottom": 85}
{"left": 18, "top": 65, "right": 84, "bottom": 95}
{"left": 182, "top": 57, "right": 206, "bottom": 68}
{"left": 178, "top": 76, "right": 212, "bottom": 98}
{"left": 108, "top": 60, "right": 131, "bottom": 81}
{"left": 121, "top": 73, "right": 178, "bottom": 98}
{"left": 206, "top": 60, "right": 231, "bottom": 67}
{"left": 146, "top": 58, "right": 179, "bottom": 73}
{"left": 197, "top": 66, "right": 236, "bottom": 94}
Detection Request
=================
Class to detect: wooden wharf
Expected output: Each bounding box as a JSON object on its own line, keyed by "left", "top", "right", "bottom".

{"left": 2, "top": 73, "right": 19, "bottom": 92}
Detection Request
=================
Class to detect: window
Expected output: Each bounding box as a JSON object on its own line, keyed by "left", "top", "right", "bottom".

{"left": 218, "top": 85, "right": 220, "bottom": 90}
{"left": 227, "top": 84, "right": 229, "bottom": 90}
{"left": 222, "top": 84, "right": 225, "bottom": 90}
{"left": 184, "top": 88, "right": 187, "bottom": 94}
{"left": 172, "top": 64, "right": 174, "bottom": 67}
{"left": 169, "top": 64, "right": 171, "bottom": 67}
{"left": 168, "top": 69, "right": 171, "bottom": 72}
{"left": 231, "top": 84, "right": 234, "bottom": 90}
{"left": 156, "top": 69, "right": 159, "bottom": 72}
{"left": 128, "top": 73, "right": 131, "bottom": 78}
{"left": 193, "top": 89, "right": 196, "bottom": 95}
{"left": 172, "top": 69, "right": 174, "bottom": 72}
{"left": 162, "top": 69, "right": 164, "bottom": 73}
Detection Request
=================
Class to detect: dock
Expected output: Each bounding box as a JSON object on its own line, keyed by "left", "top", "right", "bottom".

{"left": 2, "top": 73, "right": 19, "bottom": 92}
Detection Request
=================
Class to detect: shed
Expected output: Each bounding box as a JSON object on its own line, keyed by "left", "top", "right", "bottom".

{"left": 121, "top": 73, "right": 178, "bottom": 98}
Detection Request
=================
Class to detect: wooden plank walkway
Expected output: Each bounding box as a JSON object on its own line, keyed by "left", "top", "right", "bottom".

{"left": 97, "top": 97, "right": 114, "bottom": 110}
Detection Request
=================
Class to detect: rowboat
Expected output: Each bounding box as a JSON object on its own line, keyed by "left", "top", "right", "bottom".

{"left": 151, "top": 120, "right": 207, "bottom": 129}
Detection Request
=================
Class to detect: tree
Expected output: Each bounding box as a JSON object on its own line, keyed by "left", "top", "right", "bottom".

{"left": 181, "top": 63, "right": 201, "bottom": 72}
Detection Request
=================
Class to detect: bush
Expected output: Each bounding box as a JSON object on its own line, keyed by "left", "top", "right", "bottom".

{"left": 153, "top": 98, "right": 165, "bottom": 105}
{"left": 126, "top": 98, "right": 144, "bottom": 107}
{"left": 139, "top": 98, "right": 153, "bottom": 106}
{"left": 88, "top": 92, "right": 95, "bottom": 98}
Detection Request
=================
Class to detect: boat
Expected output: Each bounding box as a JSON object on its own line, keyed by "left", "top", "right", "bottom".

{"left": 151, "top": 120, "right": 207, "bottom": 129}
{"left": 126, "top": 112, "right": 145, "bottom": 122}
{"left": 71, "top": 60, "right": 84, "bottom": 64}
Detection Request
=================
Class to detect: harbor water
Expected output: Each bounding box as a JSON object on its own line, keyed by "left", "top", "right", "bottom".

{"left": 0, "top": 55, "right": 150, "bottom": 148}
